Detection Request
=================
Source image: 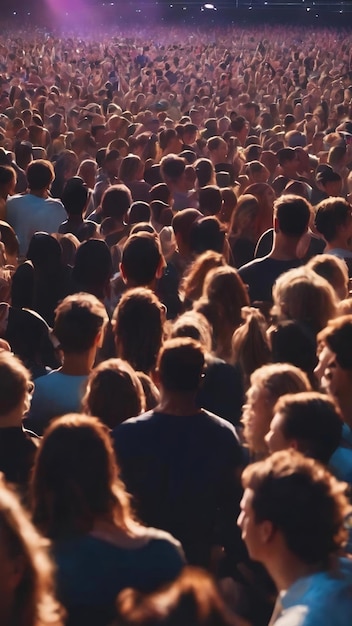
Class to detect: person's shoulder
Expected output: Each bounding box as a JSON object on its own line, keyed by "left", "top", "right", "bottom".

{"left": 143, "top": 526, "right": 184, "bottom": 554}
{"left": 238, "top": 255, "right": 269, "bottom": 274}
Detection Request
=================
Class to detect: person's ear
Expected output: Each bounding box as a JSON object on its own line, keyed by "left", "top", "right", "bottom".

{"left": 259, "top": 520, "right": 275, "bottom": 545}
{"left": 120, "top": 262, "right": 127, "bottom": 284}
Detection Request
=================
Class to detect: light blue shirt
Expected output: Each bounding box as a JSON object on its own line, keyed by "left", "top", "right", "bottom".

{"left": 272, "top": 558, "right": 352, "bottom": 625}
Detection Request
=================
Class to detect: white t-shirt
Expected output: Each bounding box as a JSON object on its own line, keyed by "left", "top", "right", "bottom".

{"left": 6, "top": 193, "right": 67, "bottom": 256}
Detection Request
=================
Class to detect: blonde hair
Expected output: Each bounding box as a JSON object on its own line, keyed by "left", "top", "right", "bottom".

{"left": 307, "top": 254, "right": 349, "bottom": 301}
{"left": 250, "top": 363, "right": 311, "bottom": 401}
{"left": 273, "top": 267, "right": 337, "bottom": 334}
{"left": 0, "top": 477, "right": 63, "bottom": 626}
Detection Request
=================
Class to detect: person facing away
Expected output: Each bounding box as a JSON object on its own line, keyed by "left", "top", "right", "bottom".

{"left": 26, "top": 293, "right": 108, "bottom": 435}
{"left": 6, "top": 159, "right": 67, "bottom": 258}
{"left": 238, "top": 194, "right": 311, "bottom": 305}
{"left": 238, "top": 449, "right": 352, "bottom": 626}
{"left": 113, "top": 337, "right": 245, "bottom": 568}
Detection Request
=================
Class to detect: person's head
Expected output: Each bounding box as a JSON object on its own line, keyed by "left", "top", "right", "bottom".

{"left": 198, "top": 185, "right": 223, "bottom": 217}
{"left": 119, "top": 154, "right": 144, "bottom": 183}
{"left": 121, "top": 232, "right": 164, "bottom": 288}
{"left": 189, "top": 216, "right": 226, "bottom": 256}
{"left": 156, "top": 337, "right": 205, "bottom": 396}
{"left": 0, "top": 477, "right": 62, "bottom": 626}
{"left": 239, "top": 450, "right": 350, "bottom": 567}
{"left": 26, "top": 232, "right": 62, "bottom": 271}
{"left": 194, "top": 158, "right": 216, "bottom": 188}
{"left": 242, "top": 363, "right": 311, "bottom": 456}
{"left": 315, "top": 197, "right": 352, "bottom": 245}
{"left": 77, "top": 159, "right": 97, "bottom": 190}
{"left": 171, "top": 311, "right": 212, "bottom": 353}
{"left": 160, "top": 154, "right": 185, "bottom": 187}
{"left": 82, "top": 358, "right": 145, "bottom": 429}
{"left": 72, "top": 239, "right": 113, "bottom": 299}
{"left": 113, "top": 288, "right": 164, "bottom": 374}
{"left": 316, "top": 315, "right": 352, "bottom": 403}
{"left": 26, "top": 159, "right": 55, "bottom": 192}
{"left": 0, "top": 165, "right": 16, "bottom": 198}
{"left": 315, "top": 167, "right": 342, "bottom": 197}
{"left": 101, "top": 184, "right": 132, "bottom": 222}
{"left": 172, "top": 208, "right": 202, "bottom": 257}
{"left": 149, "top": 182, "right": 171, "bottom": 205}
{"left": 127, "top": 202, "right": 151, "bottom": 225}
{"left": 219, "top": 187, "right": 237, "bottom": 224}
{"left": 31, "top": 414, "right": 135, "bottom": 539}
{"left": 53, "top": 293, "right": 108, "bottom": 355}
{"left": 61, "top": 176, "right": 89, "bottom": 217}
{"left": 115, "top": 566, "right": 236, "bottom": 626}
{"left": 207, "top": 136, "right": 228, "bottom": 164}
{"left": 273, "top": 194, "right": 311, "bottom": 239}
{"left": 307, "top": 254, "right": 349, "bottom": 301}
{"left": 273, "top": 266, "right": 337, "bottom": 335}
{"left": 246, "top": 161, "right": 269, "bottom": 184}
{"left": 229, "top": 194, "right": 260, "bottom": 241}
{"left": 0, "top": 351, "right": 31, "bottom": 425}
{"left": 0, "top": 221, "right": 19, "bottom": 266}
{"left": 266, "top": 392, "right": 342, "bottom": 464}
{"left": 277, "top": 147, "right": 299, "bottom": 176}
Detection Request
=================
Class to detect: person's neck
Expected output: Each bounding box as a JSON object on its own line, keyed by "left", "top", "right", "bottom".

{"left": 270, "top": 234, "right": 300, "bottom": 261}
{"left": 60, "top": 349, "right": 96, "bottom": 376}
{"left": 265, "top": 553, "right": 323, "bottom": 593}
{"left": 68, "top": 215, "right": 83, "bottom": 223}
{"left": 157, "top": 391, "right": 200, "bottom": 416}
{"left": 325, "top": 237, "right": 350, "bottom": 253}
{"left": 0, "top": 409, "right": 23, "bottom": 428}
{"left": 29, "top": 188, "right": 48, "bottom": 198}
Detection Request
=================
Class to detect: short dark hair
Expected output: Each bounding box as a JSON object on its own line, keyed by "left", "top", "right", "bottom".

{"left": 315, "top": 197, "right": 351, "bottom": 242}
{"left": 121, "top": 233, "right": 162, "bottom": 286}
{"left": 54, "top": 293, "right": 108, "bottom": 353}
{"left": 274, "top": 392, "right": 342, "bottom": 463}
{"left": 160, "top": 154, "right": 185, "bottom": 184}
{"left": 274, "top": 194, "right": 311, "bottom": 237}
{"left": 101, "top": 184, "right": 132, "bottom": 221}
{"left": 62, "top": 177, "right": 88, "bottom": 216}
{"left": 242, "top": 450, "right": 350, "bottom": 564}
{"left": 27, "top": 159, "right": 54, "bottom": 190}
{"left": 189, "top": 216, "right": 226, "bottom": 255}
{"left": 198, "top": 185, "right": 222, "bottom": 216}
{"left": 318, "top": 315, "right": 352, "bottom": 370}
{"left": 157, "top": 337, "right": 205, "bottom": 393}
{"left": 277, "top": 147, "right": 297, "bottom": 166}
{"left": 0, "top": 165, "right": 16, "bottom": 186}
{"left": 0, "top": 352, "right": 31, "bottom": 415}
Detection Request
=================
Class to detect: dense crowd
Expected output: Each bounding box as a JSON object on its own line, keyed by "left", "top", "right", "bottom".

{"left": 0, "top": 19, "right": 351, "bottom": 626}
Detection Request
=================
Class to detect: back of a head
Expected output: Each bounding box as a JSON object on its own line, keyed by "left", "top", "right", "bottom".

{"left": 157, "top": 337, "right": 205, "bottom": 394}
{"left": 121, "top": 232, "right": 163, "bottom": 286}
{"left": 101, "top": 184, "right": 132, "bottom": 221}
{"left": 203, "top": 266, "right": 250, "bottom": 327}
{"left": 274, "top": 392, "right": 342, "bottom": 464}
{"left": 274, "top": 194, "right": 311, "bottom": 238}
{"left": 273, "top": 267, "right": 337, "bottom": 334}
{"left": 242, "top": 449, "right": 350, "bottom": 564}
{"left": 172, "top": 208, "right": 201, "bottom": 241}
{"left": 27, "top": 159, "right": 54, "bottom": 191}
{"left": 198, "top": 185, "right": 222, "bottom": 216}
{"left": 189, "top": 216, "right": 226, "bottom": 255}
{"left": 160, "top": 154, "right": 185, "bottom": 184}
{"left": 250, "top": 363, "right": 311, "bottom": 403}
{"left": 83, "top": 358, "right": 145, "bottom": 429}
{"left": 127, "top": 201, "right": 151, "bottom": 225}
{"left": 195, "top": 158, "right": 215, "bottom": 188}
{"left": 54, "top": 293, "right": 108, "bottom": 354}
{"left": 307, "top": 254, "right": 349, "bottom": 300}
{"left": 31, "top": 414, "right": 130, "bottom": 539}
{"left": 26, "top": 232, "right": 62, "bottom": 270}
{"left": 182, "top": 250, "right": 226, "bottom": 303}
{"left": 271, "top": 320, "right": 318, "bottom": 377}
{"left": 113, "top": 287, "right": 163, "bottom": 374}
{"left": 62, "top": 176, "right": 89, "bottom": 216}
{"left": 72, "top": 239, "right": 113, "bottom": 294}
{"left": 171, "top": 311, "right": 212, "bottom": 352}
{"left": 119, "top": 154, "right": 142, "bottom": 183}
{"left": 149, "top": 182, "right": 171, "bottom": 204}
{"left": 314, "top": 197, "right": 351, "bottom": 243}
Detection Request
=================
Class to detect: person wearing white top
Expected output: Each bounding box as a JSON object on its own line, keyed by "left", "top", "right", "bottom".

{"left": 6, "top": 159, "right": 67, "bottom": 257}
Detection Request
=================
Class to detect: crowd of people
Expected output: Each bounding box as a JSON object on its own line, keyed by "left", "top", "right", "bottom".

{"left": 0, "top": 17, "right": 351, "bottom": 626}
